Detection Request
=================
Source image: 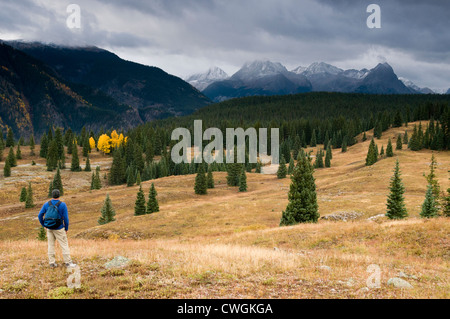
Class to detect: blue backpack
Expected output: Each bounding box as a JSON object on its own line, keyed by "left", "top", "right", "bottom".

{"left": 43, "top": 201, "right": 63, "bottom": 230}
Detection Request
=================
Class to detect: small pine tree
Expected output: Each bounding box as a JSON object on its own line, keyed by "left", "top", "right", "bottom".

{"left": 7, "top": 147, "right": 17, "bottom": 167}
{"left": 194, "top": 164, "right": 207, "bottom": 195}
{"left": 341, "top": 138, "right": 348, "bottom": 153}
{"left": 403, "top": 131, "right": 409, "bottom": 145}
{"left": 37, "top": 227, "right": 47, "bottom": 241}
{"left": 3, "top": 159, "right": 11, "bottom": 177}
{"left": 239, "top": 167, "right": 247, "bottom": 192}
{"left": 386, "top": 160, "right": 408, "bottom": 220}
{"left": 443, "top": 188, "right": 450, "bottom": 217}
{"left": 425, "top": 154, "right": 440, "bottom": 201}
{"left": 98, "top": 194, "right": 116, "bottom": 225}
{"left": 20, "top": 187, "right": 27, "bottom": 202}
{"left": 362, "top": 131, "right": 367, "bottom": 142}
{"left": 380, "top": 145, "right": 385, "bottom": 156}
{"left": 29, "top": 134, "right": 35, "bottom": 156}
{"left": 277, "top": 156, "right": 287, "bottom": 179}
{"left": 46, "top": 140, "right": 58, "bottom": 171}
{"left": 325, "top": 145, "right": 332, "bottom": 168}
{"left": 207, "top": 166, "right": 215, "bottom": 189}
{"left": 147, "top": 183, "right": 159, "bottom": 214}
{"left": 280, "top": 153, "right": 319, "bottom": 226}
{"left": 52, "top": 168, "right": 64, "bottom": 196}
{"left": 386, "top": 138, "right": 394, "bottom": 157}
{"left": 396, "top": 134, "right": 403, "bottom": 150}
{"left": 48, "top": 181, "right": 53, "bottom": 198}
{"left": 94, "top": 166, "right": 102, "bottom": 190}
{"left": 40, "top": 134, "right": 48, "bottom": 158}
{"left": 6, "top": 128, "right": 14, "bottom": 147}
{"left": 314, "top": 149, "right": 324, "bottom": 168}
{"left": 420, "top": 185, "right": 439, "bottom": 218}
{"left": 16, "top": 144, "right": 22, "bottom": 160}
{"left": 25, "top": 182, "right": 34, "bottom": 209}
{"left": 136, "top": 171, "right": 142, "bottom": 186}
{"left": 70, "top": 141, "right": 81, "bottom": 172}
{"left": 84, "top": 154, "right": 91, "bottom": 172}
{"left": 365, "top": 139, "right": 378, "bottom": 166}
{"left": 134, "top": 185, "right": 146, "bottom": 216}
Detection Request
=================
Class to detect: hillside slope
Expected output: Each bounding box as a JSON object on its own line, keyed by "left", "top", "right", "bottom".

{"left": 0, "top": 122, "right": 448, "bottom": 299}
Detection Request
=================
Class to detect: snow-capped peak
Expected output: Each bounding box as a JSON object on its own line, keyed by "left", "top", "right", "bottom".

{"left": 302, "top": 62, "right": 343, "bottom": 76}
{"left": 231, "top": 60, "right": 288, "bottom": 81}
{"left": 186, "top": 67, "right": 229, "bottom": 91}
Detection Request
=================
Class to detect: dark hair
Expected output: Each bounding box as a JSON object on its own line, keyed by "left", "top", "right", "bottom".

{"left": 52, "top": 189, "right": 60, "bottom": 199}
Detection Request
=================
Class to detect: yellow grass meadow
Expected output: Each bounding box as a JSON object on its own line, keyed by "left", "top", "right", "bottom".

{"left": 0, "top": 122, "right": 449, "bottom": 299}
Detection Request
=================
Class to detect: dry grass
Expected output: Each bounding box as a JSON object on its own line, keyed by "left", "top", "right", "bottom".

{"left": 0, "top": 122, "right": 449, "bottom": 299}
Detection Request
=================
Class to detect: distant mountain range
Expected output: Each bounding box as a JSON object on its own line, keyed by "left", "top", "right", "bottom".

{"left": 187, "top": 61, "right": 445, "bottom": 102}
{"left": 0, "top": 41, "right": 211, "bottom": 137}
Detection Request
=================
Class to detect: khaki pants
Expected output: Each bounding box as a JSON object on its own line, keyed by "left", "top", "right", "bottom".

{"left": 47, "top": 228, "right": 72, "bottom": 264}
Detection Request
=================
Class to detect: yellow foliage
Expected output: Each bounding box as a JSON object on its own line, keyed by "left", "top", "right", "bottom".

{"left": 110, "top": 130, "right": 125, "bottom": 149}
{"left": 97, "top": 134, "right": 111, "bottom": 154}
{"left": 89, "top": 137, "right": 96, "bottom": 150}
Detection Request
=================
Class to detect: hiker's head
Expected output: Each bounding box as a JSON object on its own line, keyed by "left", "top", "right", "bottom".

{"left": 52, "top": 189, "right": 60, "bottom": 199}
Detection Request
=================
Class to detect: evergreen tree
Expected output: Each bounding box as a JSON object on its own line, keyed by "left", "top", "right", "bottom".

{"left": 126, "top": 166, "right": 136, "bottom": 187}
{"left": 386, "top": 138, "right": 394, "bottom": 157}
{"left": 98, "top": 194, "right": 116, "bottom": 225}
{"left": 134, "top": 185, "right": 146, "bottom": 216}
{"left": 40, "top": 134, "right": 48, "bottom": 158}
{"left": 443, "top": 188, "right": 450, "bottom": 217}
{"left": 82, "top": 135, "right": 90, "bottom": 157}
{"left": 239, "top": 167, "right": 247, "bottom": 192}
{"left": 7, "top": 147, "right": 17, "bottom": 167}
{"left": 109, "top": 150, "right": 127, "bottom": 185}
{"left": 91, "top": 166, "right": 102, "bottom": 190}
{"left": 425, "top": 154, "right": 440, "bottom": 200}
{"left": 341, "top": 137, "right": 348, "bottom": 153}
{"left": 380, "top": 145, "right": 385, "bottom": 156}
{"left": 29, "top": 134, "right": 35, "bottom": 156}
{"left": 365, "top": 139, "right": 378, "bottom": 166}
{"left": 420, "top": 185, "right": 439, "bottom": 218}
{"left": 46, "top": 140, "right": 58, "bottom": 171}
{"left": 25, "top": 182, "right": 34, "bottom": 209}
{"left": 3, "top": 155, "right": 11, "bottom": 177}
{"left": 325, "top": 145, "right": 332, "bottom": 168}
{"left": 84, "top": 154, "right": 91, "bottom": 172}
{"left": 403, "top": 131, "right": 409, "bottom": 145}
{"left": 37, "top": 227, "right": 47, "bottom": 241}
{"left": 386, "top": 160, "right": 408, "bottom": 220}
{"left": 70, "top": 141, "right": 81, "bottom": 172}
{"left": 277, "top": 156, "right": 287, "bottom": 179}
{"left": 393, "top": 110, "right": 403, "bottom": 128}
{"left": 310, "top": 130, "right": 317, "bottom": 147}
{"left": 6, "top": 128, "right": 14, "bottom": 147}
{"left": 280, "top": 153, "right": 319, "bottom": 226}
{"left": 147, "top": 183, "right": 159, "bottom": 214}
{"left": 207, "top": 166, "right": 215, "bottom": 189}
{"left": 54, "top": 128, "right": 64, "bottom": 161}
{"left": 20, "top": 187, "right": 27, "bottom": 202}
{"left": 52, "top": 168, "right": 64, "bottom": 196}
{"left": 314, "top": 149, "right": 324, "bottom": 169}
{"left": 136, "top": 171, "right": 142, "bottom": 186}
{"left": 396, "top": 134, "right": 403, "bottom": 150}
{"left": 194, "top": 164, "right": 207, "bottom": 195}
{"left": 16, "top": 144, "right": 22, "bottom": 160}
{"left": 362, "top": 131, "right": 367, "bottom": 142}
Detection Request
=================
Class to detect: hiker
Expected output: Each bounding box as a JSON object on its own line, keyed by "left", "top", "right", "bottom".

{"left": 38, "top": 189, "right": 76, "bottom": 268}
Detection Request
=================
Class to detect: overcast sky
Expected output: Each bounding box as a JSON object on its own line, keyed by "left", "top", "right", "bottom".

{"left": 1, "top": 0, "right": 449, "bottom": 91}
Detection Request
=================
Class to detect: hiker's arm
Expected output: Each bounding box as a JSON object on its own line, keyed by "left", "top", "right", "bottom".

{"left": 62, "top": 203, "right": 69, "bottom": 231}
{"left": 38, "top": 204, "right": 47, "bottom": 227}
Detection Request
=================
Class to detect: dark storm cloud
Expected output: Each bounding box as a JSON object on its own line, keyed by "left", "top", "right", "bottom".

{"left": 0, "top": 0, "right": 449, "bottom": 90}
